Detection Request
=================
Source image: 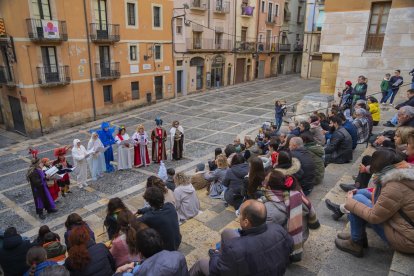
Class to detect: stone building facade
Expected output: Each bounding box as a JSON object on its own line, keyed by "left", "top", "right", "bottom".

{"left": 319, "top": 0, "right": 414, "bottom": 95}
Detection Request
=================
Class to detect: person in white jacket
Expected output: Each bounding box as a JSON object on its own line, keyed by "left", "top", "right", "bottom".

{"left": 115, "top": 126, "right": 133, "bottom": 170}
{"left": 72, "top": 139, "right": 89, "bottom": 188}
{"left": 173, "top": 172, "right": 200, "bottom": 222}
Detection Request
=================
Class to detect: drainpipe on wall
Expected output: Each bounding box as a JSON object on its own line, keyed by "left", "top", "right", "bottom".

{"left": 306, "top": 0, "right": 317, "bottom": 80}
{"left": 171, "top": 8, "right": 188, "bottom": 99}
{"left": 233, "top": 0, "right": 237, "bottom": 85}
{"left": 83, "top": 0, "right": 97, "bottom": 121}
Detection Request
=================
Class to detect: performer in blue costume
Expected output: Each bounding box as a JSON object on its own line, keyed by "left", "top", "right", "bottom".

{"left": 96, "top": 122, "right": 116, "bottom": 172}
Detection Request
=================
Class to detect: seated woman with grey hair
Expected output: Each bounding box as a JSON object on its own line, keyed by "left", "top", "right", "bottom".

{"left": 353, "top": 108, "right": 370, "bottom": 143}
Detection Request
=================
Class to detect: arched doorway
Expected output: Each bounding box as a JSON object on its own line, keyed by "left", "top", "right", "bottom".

{"left": 190, "top": 57, "right": 204, "bottom": 90}
{"left": 211, "top": 55, "right": 225, "bottom": 88}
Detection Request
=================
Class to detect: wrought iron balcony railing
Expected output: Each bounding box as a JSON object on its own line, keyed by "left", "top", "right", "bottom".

{"left": 89, "top": 23, "right": 120, "bottom": 43}
{"left": 235, "top": 41, "right": 256, "bottom": 52}
{"left": 214, "top": 1, "right": 230, "bottom": 13}
{"left": 279, "top": 43, "right": 291, "bottom": 52}
{"left": 26, "top": 18, "right": 68, "bottom": 42}
{"left": 186, "top": 38, "right": 233, "bottom": 51}
{"left": 0, "top": 65, "right": 16, "bottom": 87}
{"left": 95, "top": 62, "right": 120, "bottom": 80}
{"left": 36, "top": 65, "right": 70, "bottom": 87}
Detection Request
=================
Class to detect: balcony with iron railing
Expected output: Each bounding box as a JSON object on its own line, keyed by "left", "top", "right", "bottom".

{"left": 241, "top": 5, "right": 255, "bottom": 17}
{"left": 266, "top": 15, "right": 277, "bottom": 24}
{"left": 190, "top": 0, "right": 207, "bottom": 10}
{"left": 294, "top": 44, "right": 303, "bottom": 52}
{"left": 36, "top": 65, "right": 70, "bottom": 87}
{"left": 89, "top": 23, "right": 120, "bottom": 43}
{"left": 0, "top": 66, "right": 16, "bottom": 87}
{"left": 26, "top": 18, "right": 68, "bottom": 42}
{"left": 235, "top": 41, "right": 256, "bottom": 52}
{"left": 279, "top": 43, "right": 291, "bottom": 52}
{"left": 257, "top": 42, "right": 278, "bottom": 53}
{"left": 284, "top": 12, "right": 291, "bottom": 21}
{"left": 95, "top": 62, "right": 120, "bottom": 80}
{"left": 186, "top": 38, "right": 232, "bottom": 52}
{"left": 214, "top": 1, "right": 230, "bottom": 14}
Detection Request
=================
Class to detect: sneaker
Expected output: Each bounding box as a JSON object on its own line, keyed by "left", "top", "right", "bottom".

{"left": 339, "top": 183, "right": 357, "bottom": 192}
{"left": 335, "top": 238, "right": 363, "bottom": 258}
{"left": 383, "top": 122, "right": 395, "bottom": 127}
{"left": 337, "top": 232, "right": 368, "bottom": 248}
{"left": 325, "top": 199, "right": 344, "bottom": 220}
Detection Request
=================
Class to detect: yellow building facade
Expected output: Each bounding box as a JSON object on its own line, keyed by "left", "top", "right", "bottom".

{"left": 0, "top": 0, "right": 174, "bottom": 137}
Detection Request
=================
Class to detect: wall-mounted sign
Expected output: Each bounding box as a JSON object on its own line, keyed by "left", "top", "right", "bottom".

{"left": 78, "top": 65, "right": 85, "bottom": 77}
{"left": 130, "top": 65, "right": 139, "bottom": 74}
{"left": 80, "top": 59, "right": 87, "bottom": 64}
{"left": 143, "top": 64, "right": 152, "bottom": 70}
{"left": 41, "top": 20, "right": 59, "bottom": 38}
{"left": 164, "top": 66, "right": 170, "bottom": 71}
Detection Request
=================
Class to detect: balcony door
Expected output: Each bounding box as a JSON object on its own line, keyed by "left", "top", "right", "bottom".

{"left": 268, "top": 2, "right": 273, "bottom": 22}
{"left": 266, "top": 30, "right": 271, "bottom": 50}
{"left": 41, "top": 46, "right": 59, "bottom": 82}
{"left": 99, "top": 46, "right": 110, "bottom": 77}
{"left": 94, "top": 0, "right": 108, "bottom": 39}
{"left": 32, "top": 0, "right": 52, "bottom": 38}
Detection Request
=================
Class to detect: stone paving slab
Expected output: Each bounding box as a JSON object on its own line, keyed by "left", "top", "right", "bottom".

{"left": 0, "top": 171, "right": 28, "bottom": 191}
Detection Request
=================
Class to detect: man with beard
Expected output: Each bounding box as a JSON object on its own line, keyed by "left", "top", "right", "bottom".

{"left": 324, "top": 116, "right": 353, "bottom": 166}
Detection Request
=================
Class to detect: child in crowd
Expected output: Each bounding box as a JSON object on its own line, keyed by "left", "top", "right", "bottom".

{"left": 173, "top": 172, "right": 200, "bottom": 223}
{"left": 165, "top": 168, "right": 176, "bottom": 191}
{"left": 367, "top": 96, "right": 380, "bottom": 126}
{"left": 275, "top": 100, "right": 287, "bottom": 130}
{"left": 380, "top": 73, "right": 391, "bottom": 104}
{"left": 256, "top": 128, "right": 265, "bottom": 142}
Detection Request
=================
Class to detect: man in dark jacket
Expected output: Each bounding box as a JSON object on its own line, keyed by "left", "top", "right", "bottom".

{"left": 289, "top": 137, "right": 316, "bottom": 195}
{"left": 223, "top": 154, "right": 249, "bottom": 209}
{"left": 324, "top": 116, "right": 353, "bottom": 165}
{"left": 0, "top": 227, "right": 32, "bottom": 276}
{"left": 338, "top": 113, "right": 358, "bottom": 149}
{"left": 388, "top": 69, "right": 404, "bottom": 105}
{"left": 137, "top": 187, "right": 182, "bottom": 251}
{"left": 301, "top": 132, "right": 325, "bottom": 185}
{"left": 189, "top": 200, "right": 293, "bottom": 276}
{"left": 384, "top": 89, "right": 414, "bottom": 127}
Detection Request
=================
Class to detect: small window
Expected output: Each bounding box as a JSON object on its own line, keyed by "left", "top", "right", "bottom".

{"left": 176, "top": 18, "right": 183, "bottom": 34}
{"left": 261, "top": 1, "right": 265, "bottom": 13}
{"left": 177, "top": 60, "right": 183, "bottom": 66}
{"left": 103, "top": 85, "right": 112, "bottom": 103}
{"left": 130, "top": 45, "right": 137, "bottom": 61}
{"left": 153, "top": 6, "right": 161, "bottom": 28}
{"left": 127, "top": 2, "right": 136, "bottom": 26}
{"left": 275, "top": 4, "right": 279, "bottom": 16}
{"left": 131, "top": 81, "right": 139, "bottom": 100}
{"left": 154, "top": 45, "right": 162, "bottom": 60}
{"left": 365, "top": 2, "right": 391, "bottom": 51}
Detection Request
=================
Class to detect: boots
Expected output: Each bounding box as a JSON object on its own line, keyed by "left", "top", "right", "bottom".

{"left": 38, "top": 212, "right": 46, "bottom": 220}
{"left": 335, "top": 238, "right": 364, "bottom": 258}
{"left": 325, "top": 199, "right": 344, "bottom": 220}
{"left": 337, "top": 232, "right": 368, "bottom": 248}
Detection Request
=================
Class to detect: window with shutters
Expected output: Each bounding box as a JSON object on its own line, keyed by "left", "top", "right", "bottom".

{"left": 365, "top": 2, "right": 391, "bottom": 52}
{"left": 129, "top": 45, "right": 137, "bottom": 61}
{"left": 103, "top": 85, "right": 112, "bottom": 103}
{"left": 176, "top": 18, "right": 183, "bottom": 35}
{"left": 131, "top": 81, "right": 139, "bottom": 100}
{"left": 152, "top": 5, "right": 162, "bottom": 29}
{"left": 154, "top": 45, "right": 162, "bottom": 60}
{"left": 127, "top": 3, "right": 136, "bottom": 26}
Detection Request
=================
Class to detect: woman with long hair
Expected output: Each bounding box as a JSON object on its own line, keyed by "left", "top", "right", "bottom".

{"left": 173, "top": 172, "right": 200, "bottom": 222}
{"left": 336, "top": 149, "right": 414, "bottom": 257}
{"left": 104, "top": 197, "right": 128, "bottom": 240}
{"left": 223, "top": 153, "right": 249, "bottom": 209}
{"left": 204, "top": 154, "right": 228, "bottom": 198}
{"left": 65, "top": 226, "right": 115, "bottom": 275}
{"left": 64, "top": 213, "right": 95, "bottom": 249}
{"left": 263, "top": 170, "right": 320, "bottom": 262}
{"left": 110, "top": 210, "right": 147, "bottom": 268}
{"left": 34, "top": 225, "right": 60, "bottom": 246}
{"left": 246, "top": 156, "right": 265, "bottom": 199}
{"left": 274, "top": 151, "right": 304, "bottom": 182}
{"left": 23, "top": 246, "right": 56, "bottom": 276}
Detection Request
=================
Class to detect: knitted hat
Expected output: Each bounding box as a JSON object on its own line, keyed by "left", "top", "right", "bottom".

{"left": 345, "top": 80, "right": 352, "bottom": 86}
{"left": 196, "top": 163, "right": 205, "bottom": 172}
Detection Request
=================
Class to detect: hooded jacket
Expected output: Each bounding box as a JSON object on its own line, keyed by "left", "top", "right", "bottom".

{"left": 304, "top": 142, "right": 325, "bottom": 185}
{"left": 345, "top": 167, "right": 414, "bottom": 253}
{"left": 368, "top": 102, "right": 381, "bottom": 122}
{"left": 43, "top": 240, "right": 67, "bottom": 262}
{"left": 23, "top": 261, "right": 57, "bottom": 276}
{"left": 291, "top": 148, "right": 316, "bottom": 194}
{"left": 223, "top": 163, "right": 249, "bottom": 193}
{"left": 0, "top": 234, "right": 32, "bottom": 276}
{"left": 274, "top": 158, "right": 304, "bottom": 181}
{"left": 174, "top": 183, "right": 200, "bottom": 221}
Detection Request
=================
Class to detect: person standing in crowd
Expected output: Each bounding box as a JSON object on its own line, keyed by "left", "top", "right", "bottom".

{"left": 64, "top": 213, "right": 95, "bottom": 249}
{"left": 23, "top": 246, "right": 57, "bottom": 276}
{"left": 380, "top": 73, "right": 391, "bottom": 104}
{"left": 41, "top": 158, "right": 60, "bottom": 202}
{"left": 324, "top": 116, "right": 353, "bottom": 165}
{"left": 338, "top": 80, "right": 353, "bottom": 107}
{"left": 27, "top": 157, "right": 57, "bottom": 220}
{"left": 115, "top": 126, "right": 133, "bottom": 170}
{"left": 53, "top": 146, "right": 72, "bottom": 197}
{"left": 87, "top": 132, "right": 106, "bottom": 181}
{"left": 352, "top": 75, "right": 368, "bottom": 104}
{"left": 189, "top": 200, "right": 293, "bottom": 276}
{"left": 71, "top": 139, "right": 90, "bottom": 188}
{"left": 173, "top": 172, "right": 200, "bottom": 222}
{"left": 151, "top": 117, "right": 167, "bottom": 163}
{"left": 0, "top": 227, "right": 33, "bottom": 276}
{"left": 132, "top": 125, "right": 150, "bottom": 168}
{"left": 170, "top": 120, "right": 185, "bottom": 161}
{"left": 274, "top": 100, "right": 286, "bottom": 131}
{"left": 64, "top": 226, "right": 115, "bottom": 276}
{"left": 388, "top": 69, "right": 404, "bottom": 105}
{"left": 367, "top": 96, "right": 380, "bottom": 126}
{"left": 104, "top": 197, "right": 129, "bottom": 241}
{"left": 137, "top": 187, "right": 182, "bottom": 251}
{"left": 97, "top": 122, "right": 116, "bottom": 172}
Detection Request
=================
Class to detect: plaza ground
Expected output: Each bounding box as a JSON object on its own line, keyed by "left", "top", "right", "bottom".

{"left": 0, "top": 75, "right": 410, "bottom": 275}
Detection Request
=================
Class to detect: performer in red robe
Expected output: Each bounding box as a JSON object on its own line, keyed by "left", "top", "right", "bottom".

{"left": 151, "top": 117, "right": 167, "bottom": 163}
{"left": 52, "top": 146, "right": 72, "bottom": 197}
{"left": 41, "top": 158, "right": 60, "bottom": 201}
{"left": 132, "top": 124, "right": 151, "bottom": 167}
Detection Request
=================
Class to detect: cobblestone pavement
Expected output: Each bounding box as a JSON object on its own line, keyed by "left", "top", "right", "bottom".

{"left": 0, "top": 75, "right": 324, "bottom": 271}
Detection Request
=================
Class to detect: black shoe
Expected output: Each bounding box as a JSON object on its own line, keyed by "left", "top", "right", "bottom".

{"left": 383, "top": 122, "right": 395, "bottom": 127}
{"left": 208, "top": 249, "right": 218, "bottom": 257}
{"left": 47, "top": 209, "right": 58, "bottom": 214}
{"left": 325, "top": 199, "right": 344, "bottom": 220}
{"left": 39, "top": 213, "right": 46, "bottom": 220}
{"left": 340, "top": 183, "right": 357, "bottom": 192}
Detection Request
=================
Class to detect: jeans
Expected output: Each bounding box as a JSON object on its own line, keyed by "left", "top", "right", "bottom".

{"left": 275, "top": 116, "right": 283, "bottom": 130}
{"left": 380, "top": 91, "right": 388, "bottom": 103}
{"left": 411, "top": 82, "right": 414, "bottom": 90}
{"left": 348, "top": 189, "right": 387, "bottom": 242}
{"left": 390, "top": 114, "right": 398, "bottom": 126}
{"left": 381, "top": 88, "right": 394, "bottom": 104}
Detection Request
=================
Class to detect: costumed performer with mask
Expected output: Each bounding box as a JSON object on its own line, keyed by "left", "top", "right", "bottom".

{"left": 72, "top": 139, "right": 90, "bottom": 188}
{"left": 132, "top": 124, "right": 151, "bottom": 167}
{"left": 87, "top": 132, "right": 106, "bottom": 181}
{"left": 115, "top": 126, "right": 133, "bottom": 170}
{"left": 52, "top": 146, "right": 72, "bottom": 197}
{"left": 151, "top": 117, "right": 167, "bottom": 163}
{"left": 97, "top": 121, "right": 116, "bottom": 172}
{"left": 27, "top": 154, "right": 57, "bottom": 220}
{"left": 170, "top": 120, "right": 184, "bottom": 161}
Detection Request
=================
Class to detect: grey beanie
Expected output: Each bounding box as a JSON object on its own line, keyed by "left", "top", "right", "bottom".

{"left": 196, "top": 163, "right": 205, "bottom": 172}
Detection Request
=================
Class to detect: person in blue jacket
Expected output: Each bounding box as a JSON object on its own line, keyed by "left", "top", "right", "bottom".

{"left": 274, "top": 100, "right": 286, "bottom": 131}
{"left": 96, "top": 122, "right": 116, "bottom": 172}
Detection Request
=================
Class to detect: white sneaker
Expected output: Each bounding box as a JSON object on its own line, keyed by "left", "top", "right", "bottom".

{"left": 79, "top": 184, "right": 84, "bottom": 188}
